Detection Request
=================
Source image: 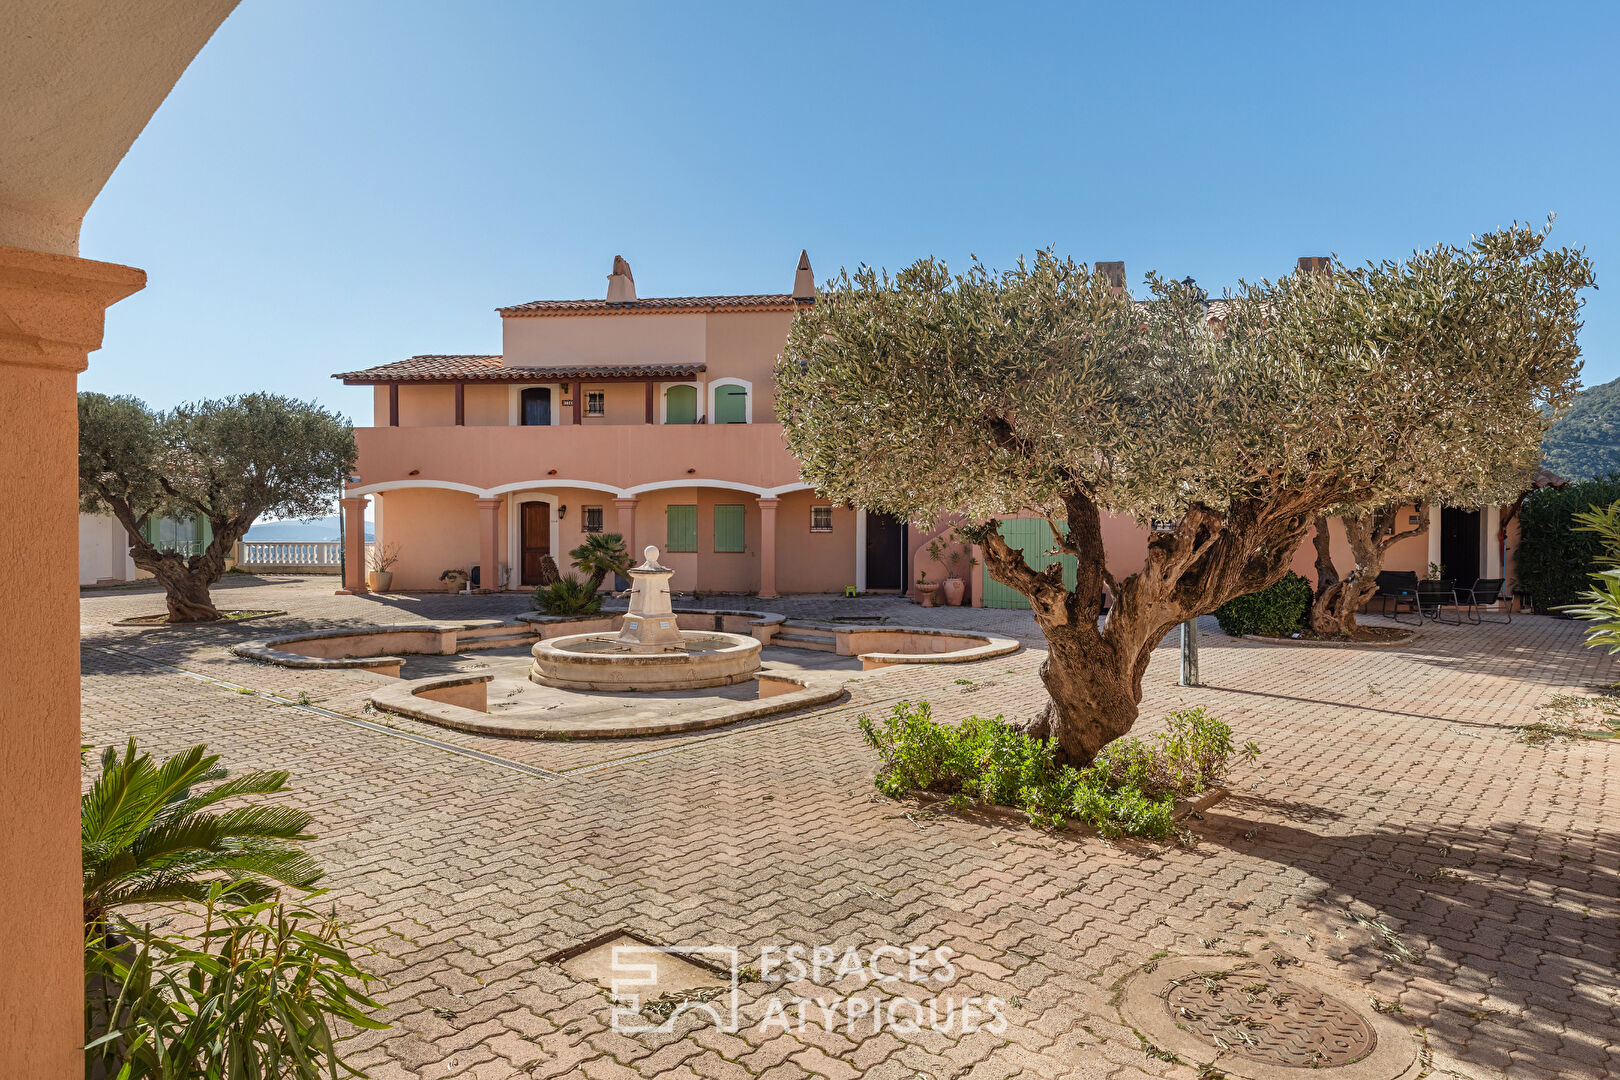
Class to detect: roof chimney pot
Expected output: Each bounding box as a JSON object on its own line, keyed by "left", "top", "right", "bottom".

{"left": 1296, "top": 256, "right": 1331, "bottom": 276}
{"left": 793, "top": 249, "right": 815, "bottom": 300}
{"left": 1095, "top": 261, "right": 1126, "bottom": 293}
{"left": 607, "top": 255, "right": 636, "bottom": 302}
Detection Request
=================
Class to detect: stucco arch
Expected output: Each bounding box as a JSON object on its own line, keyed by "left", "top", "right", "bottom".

{"left": 622, "top": 478, "right": 770, "bottom": 497}
{"left": 346, "top": 479, "right": 485, "bottom": 498}
{"left": 485, "top": 479, "right": 624, "bottom": 498}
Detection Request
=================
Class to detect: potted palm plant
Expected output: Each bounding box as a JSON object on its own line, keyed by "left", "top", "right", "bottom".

{"left": 366, "top": 542, "right": 400, "bottom": 592}
{"left": 929, "top": 537, "right": 975, "bottom": 606}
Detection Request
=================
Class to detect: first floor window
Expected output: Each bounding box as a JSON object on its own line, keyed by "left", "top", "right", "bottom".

{"left": 586, "top": 390, "right": 605, "bottom": 416}
{"left": 810, "top": 506, "right": 834, "bottom": 533}
{"left": 713, "top": 504, "right": 746, "bottom": 552}
{"left": 582, "top": 506, "right": 604, "bottom": 533}
{"left": 666, "top": 505, "right": 698, "bottom": 552}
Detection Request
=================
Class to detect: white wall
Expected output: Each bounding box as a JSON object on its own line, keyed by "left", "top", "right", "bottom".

{"left": 78, "top": 513, "right": 134, "bottom": 585}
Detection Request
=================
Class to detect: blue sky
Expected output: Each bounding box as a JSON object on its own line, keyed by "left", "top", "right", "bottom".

{"left": 82, "top": 1, "right": 1620, "bottom": 427}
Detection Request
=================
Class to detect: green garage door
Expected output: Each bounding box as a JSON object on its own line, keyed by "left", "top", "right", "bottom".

{"left": 981, "top": 518, "right": 1077, "bottom": 609}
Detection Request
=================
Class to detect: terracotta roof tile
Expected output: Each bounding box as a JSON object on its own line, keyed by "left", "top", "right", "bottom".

{"left": 333, "top": 355, "right": 705, "bottom": 384}
{"left": 498, "top": 294, "right": 811, "bottom": 316}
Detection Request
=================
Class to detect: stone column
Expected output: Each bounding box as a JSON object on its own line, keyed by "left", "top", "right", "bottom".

{"left": 970, "top": 543, "right": 985, "bottom": 608}
{"left": 757, "top": 497, "right": 780, "bottom": 599}
{"left": 0, "top": 244, "right": 145, "bottom": 1079}
{"left": 476, "top": 497, "right": 502, "bottom": 591}
{"left": 339, "top": 496, "right": 369, "bottom": 593}
{"left": 1427, "top": 504, "right": 1443, "bottom": 575}
{"left": 615, "top": 497, "right": 638, "bottom": 555}
{"left": 1485, "top": 504, "right": 1502, "bottom": 579}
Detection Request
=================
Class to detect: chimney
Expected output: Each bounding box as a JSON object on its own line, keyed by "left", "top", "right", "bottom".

{"left": 1296, "top": 256, "right": 1331, "bottom": 276}
{"left": 793, "top": 249, "right": 816, "bottom": 300}
{"left": 1095, "top": 260, "right": 1125, "bottom": 293}
{"left": 606, "top": 255, "right": 636, "bottom": 302}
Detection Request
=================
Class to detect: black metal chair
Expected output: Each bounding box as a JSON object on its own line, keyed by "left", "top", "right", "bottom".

{"left": 1456, "top": 577, "right": 1510, "bottom": 624}
{"left": 1371, "top": 571, "right": 1420, "bottom": 623}
{"left": 1416, "top": 578, "right": 1457, "bottom": 622}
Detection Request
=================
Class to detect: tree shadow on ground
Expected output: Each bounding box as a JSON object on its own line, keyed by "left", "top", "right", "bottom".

{"left": 1196, "top": 795, "right": 1620, "bottom": 1071}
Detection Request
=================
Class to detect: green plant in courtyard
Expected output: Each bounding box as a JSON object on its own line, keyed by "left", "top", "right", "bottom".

{"left": 1514, "top": 475, "right": 1620, "bottom": 613}
{"left": 1213, "top": 572, "right": 1312, "bottom": 637}
{"left": 1563, "top": 498, "right": 1620, "bottom": 652}
{"left": 82, "top": 740, "right": 322, "bottom": 929}
{"left": 86, "top": 885, "right": 385, "bottom": 1079}
{"left": 78, "top": 392, "right": 357, "bottom": 622}
{"left": 534, "top": 574, "right": 604, "bottom": 616}
{"left": 569, "top": 532, "right": 631, "bottom": 592}
{"left": 858, "top": 702, "right": 1256, "bottom": 838}
{"left": 779, "top": 226, "right": 1590, "bottom": 763}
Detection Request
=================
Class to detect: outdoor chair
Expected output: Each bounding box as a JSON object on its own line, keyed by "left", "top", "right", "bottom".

{"left": 1370, "top": 571, "right": 1420, "bottom": 623}
{"left": 1456, "top": 577, "right": 1510, "bottom": 624}
{"left": 1416, "top": 578, "right": 1457, "bottom": 623}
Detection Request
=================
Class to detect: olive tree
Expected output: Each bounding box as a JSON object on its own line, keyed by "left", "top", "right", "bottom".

{"left": 777, "top": 226, "right": 1589, "bottom": 764}
{"left": 79, "top": 393, "right": 357, "bottom": 621}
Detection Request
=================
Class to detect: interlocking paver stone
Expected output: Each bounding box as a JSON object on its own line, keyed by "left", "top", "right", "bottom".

{"left": 79, "top": 576, "right": 1620, "bottom": 1078}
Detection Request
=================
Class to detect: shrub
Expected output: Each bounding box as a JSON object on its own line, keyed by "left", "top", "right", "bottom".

{"left": 1213, "top": 571, "right": 1312, "bottom": 636}
{"left": 86, "top": 886, "right": 385, "bottom": 1079}
{"left": 1516, "top": 475, "right": 1620, "bottom": 613}
{"left": 858, "top": 703, "right": 1257, "bottom": 838}
{"left": 534, "top": 574, "right": 604, "bottom": 616}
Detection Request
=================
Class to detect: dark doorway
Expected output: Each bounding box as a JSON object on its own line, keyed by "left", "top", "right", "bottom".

{"left": 521, "top": 387, "right": 551, "bottom": 426}
{"left": 1440, "top": 507, "right": 1481, "bottom": 584}
{"left": 521, "top": 502, "right": 551, "bottom": 585}
{"left": 865, "top": 512, "right": 907, "bottom": 590}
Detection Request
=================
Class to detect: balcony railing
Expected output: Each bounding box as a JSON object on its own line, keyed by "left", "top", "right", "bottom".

{"left": 234, "top": 540, "right": 347, "bottom": 574}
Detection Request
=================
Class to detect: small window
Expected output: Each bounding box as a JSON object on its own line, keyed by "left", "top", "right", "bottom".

{"left": 582, "top": 506, "right": 604, "bottom": 533}
{"left": 666, "top": 505, "right": 698, "bottom": 552}
{"left": 810, "top": 506, "right": 834, "bottom": 533}
{"left": 714, "top": 505, "right": 745, "bottom": 552}
{"left": 714, "top": 385, "right": 748, "bottom": 424}
{"left": 586, "top": 390, "right": 605, "bottom": 417}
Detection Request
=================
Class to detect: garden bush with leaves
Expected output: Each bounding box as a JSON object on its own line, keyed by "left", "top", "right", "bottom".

{"left": 534, "top": 573, "right": 605, "bottom": 616}
{"left": 1515, "top": 475, "right": 1620, "bottom": 613}
{"left": 1213, "top": 571, "right": 1312, "bottom": 637}
{"left": 86, "top": 886, "right": 385, "bottom": 1080}
{"left": 858, "top": 702, "right": 1257, "bottom": 838}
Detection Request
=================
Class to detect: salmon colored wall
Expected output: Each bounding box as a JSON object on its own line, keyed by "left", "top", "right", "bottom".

{"left": 577, "top": 382, "right": 647, "bottom": 426}
{"left": 776, "top": 492, "right": 856, "bottom": 594}
{"left": 694, "top": 488, "right": 760, "bottom": 593}
{"left": 399, "top": 384, "right": 454, "bottom": 427}
{"left": 375, "top": 488, "right": 480, "bottom": 590}
{"left": 354, "top": 424, "right": 803, "bottom": 494}
{"left": 631, "top": 488, "right": 699, "bottom": 589}
{"left": 503, "top": 311, "right": 707, "bottom": 367}
{"left": 702, "top": 312, "right": 793, "bottom": 423}
{"left": 465, "top": 384, "right": 507, "bottom": 426}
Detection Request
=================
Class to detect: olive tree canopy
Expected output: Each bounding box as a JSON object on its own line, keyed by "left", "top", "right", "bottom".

{"left": 777, "top": 225, "right": 1590, "bottom": 762}
{"left": 79, "top": 392, "right": 357, "bottom": 621}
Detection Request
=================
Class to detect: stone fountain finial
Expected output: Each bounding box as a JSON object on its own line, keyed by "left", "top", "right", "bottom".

{"left": 615, "top": 545, "right": 684, "bottom": 652}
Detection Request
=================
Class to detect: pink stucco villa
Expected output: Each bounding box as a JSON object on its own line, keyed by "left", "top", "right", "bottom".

{"left": 335, "top": 255, "right": 1521, "bottom": 608}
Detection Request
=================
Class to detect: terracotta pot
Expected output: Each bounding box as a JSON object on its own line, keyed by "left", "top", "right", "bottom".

{"left": 367, "top": 571, "right": 393, "bottom": 592}
{"left": 940, "top": 577, "right": 966, "bottom": 606}
{"left": 916, "top": 583, "right": 940, "bottom": 608}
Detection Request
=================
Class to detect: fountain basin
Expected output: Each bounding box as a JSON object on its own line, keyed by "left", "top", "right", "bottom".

{"left": 531, "top": 631, "right": 762, "bottom": 691}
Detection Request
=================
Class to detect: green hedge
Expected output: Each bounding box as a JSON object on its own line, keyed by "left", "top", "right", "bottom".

{"left": 1213, "top": 571, "right": 1313, "bottom": 636}
{"left": 1515, "top": 475, "right": 1620, "bottom": 613}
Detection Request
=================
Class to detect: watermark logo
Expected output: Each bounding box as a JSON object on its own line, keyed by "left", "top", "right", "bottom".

{"left": 607, "top": 944, "right": 741, "bottom": 1034}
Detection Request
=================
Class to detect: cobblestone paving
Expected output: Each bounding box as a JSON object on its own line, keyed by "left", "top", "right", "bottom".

{"left": 80, "top": 577, "right": 1620, "bottom": 1079}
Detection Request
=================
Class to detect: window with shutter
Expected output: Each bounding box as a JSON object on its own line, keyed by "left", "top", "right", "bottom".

{"left": 713, "top": 505, "right": 745, "bottom": 552}
{"left": 664, "top": 385, "right": 697, "bottom": 424}
{"left": 714, "top": 385, "right": 748, "bottom": 424}
{"left": 666, "top": 505, "right": 698, "bottom": 552}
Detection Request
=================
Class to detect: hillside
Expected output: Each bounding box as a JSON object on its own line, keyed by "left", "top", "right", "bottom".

{"left": 245, "top": 515, "right": 372, "bottom": 542}
{"left": 1543, "top": 376, "right": 1620, "bottom": 480}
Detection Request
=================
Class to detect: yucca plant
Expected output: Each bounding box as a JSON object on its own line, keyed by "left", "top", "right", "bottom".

{"left": 86, "top": 885, "right": 386, "bottom": 1079}
{"left": 82, "top": 740, "right": 323, "bottom": 928}
{"left": 533, "top": 573, "right": 605, "bottom": 616}
{"left": 569, "top": 531, "right": 630, "bottom": 592}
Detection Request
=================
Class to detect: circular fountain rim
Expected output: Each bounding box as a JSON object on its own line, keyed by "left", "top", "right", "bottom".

{"left": 530, "top": 629, "right": 762, "bottom": 692}
{"left": 535, "top": 629, "right": 762, "bottom": 660}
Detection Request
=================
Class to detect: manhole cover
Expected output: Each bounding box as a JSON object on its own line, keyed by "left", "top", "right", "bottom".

{"left": 1164, "top": 968, "right": 1374, "bottom": 1067}
{"left": 1119, "top": 954, "right": 1421, "bottom": 1080}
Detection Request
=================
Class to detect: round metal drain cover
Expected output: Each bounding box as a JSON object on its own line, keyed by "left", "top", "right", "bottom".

{"left": 1165, "top": 969, "right": 1374, "bottom": 1067}
{"left": 1120, "top": 955, "right": 1421, "bottom": 1080}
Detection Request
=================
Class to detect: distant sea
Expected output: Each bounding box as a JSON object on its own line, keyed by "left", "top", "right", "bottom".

{"left": 245, "top": 514, "right": 373, "bottom": 542}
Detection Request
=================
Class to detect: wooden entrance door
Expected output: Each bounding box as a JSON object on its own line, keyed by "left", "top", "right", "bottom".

{"left": 521, "top": 502, "right": 551, "bottom": 585}
{"left": 864, "top": 512, "right": 906, "bottom": 590}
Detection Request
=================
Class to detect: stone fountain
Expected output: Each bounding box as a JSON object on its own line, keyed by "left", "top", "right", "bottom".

{"left": 529, "top": 546, "right": 762, "bottom": 691}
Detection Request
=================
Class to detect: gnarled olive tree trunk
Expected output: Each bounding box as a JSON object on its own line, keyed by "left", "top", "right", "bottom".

{"left": 112, "top": 506, "right": 256, "bottom": 622}
{"left": 980, "top": 486, "right": 1321, "bottom": 765}
{"left": 1308, "top": 503, "right": 1428, "bottom": 635}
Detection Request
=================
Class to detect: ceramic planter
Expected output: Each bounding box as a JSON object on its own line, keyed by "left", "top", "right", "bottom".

{"left": 916, "top": 583, "right": 940, "bottom": 608}
{"left": 367, "top": 571, "right": 393, "bottom": 592}
{"left": 940, "top": 577, "right": 966, "bottom": 606}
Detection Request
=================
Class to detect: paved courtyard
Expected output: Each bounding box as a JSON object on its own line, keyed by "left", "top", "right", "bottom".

{"left": 80, "top": 576, "right": 1619, "bottom": 1079}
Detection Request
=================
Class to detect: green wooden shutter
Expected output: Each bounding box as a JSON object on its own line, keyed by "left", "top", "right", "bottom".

{"left": 713, "top": 505, "right": 745, "bottom": 552}
{"left": 714, "top": 385, "right": 748, "bottom": 424}
{"left": 666, "top": 505, "right": 698, "bottom": 552}
{"left": 981, "top": 518, "right": 1079, "bottom": 609}
{"left": 664, "top": 385, "right": 697, "bottom": 424}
